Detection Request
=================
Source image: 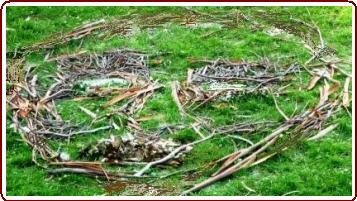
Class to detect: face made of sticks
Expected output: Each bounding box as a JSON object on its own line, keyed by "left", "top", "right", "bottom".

{"left": 6, "top": 44, "right": 350, "bottom": 195}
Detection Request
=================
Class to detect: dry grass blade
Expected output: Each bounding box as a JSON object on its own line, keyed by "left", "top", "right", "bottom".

{"left": 79, "top": 106, "right": 97, "bottom": 119}
{"left": 271, "top": 92, "right": 289, "bottom": 121}
{"left": 241, "top": 181, "right": 256, "bottom": 193}
{"left": 191, "top": 123, "right": 206, "bottom": 139}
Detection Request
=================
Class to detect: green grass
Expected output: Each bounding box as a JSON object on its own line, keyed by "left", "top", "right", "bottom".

{"left": 6, "top": 6, "right": 352, "bottom": 196}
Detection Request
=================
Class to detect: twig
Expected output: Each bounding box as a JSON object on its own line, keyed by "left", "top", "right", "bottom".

{"left": 47, "top": 168, "right": 105, "bottom": 176}
{"left": 47, "top": 167, "right": 153, "bottom": 179}
{"left": 38, "top": 125, "right": 112, "bottom": 137}
{"left": 191, "top": 91, "right": 223, "bottom": 110}
{"left": 134, "top": 131, "right": 219, "bottom": 176}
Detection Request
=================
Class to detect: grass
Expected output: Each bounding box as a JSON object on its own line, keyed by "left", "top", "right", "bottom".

{"left": 5, "top": 6, "right": 352, "bottom": 196}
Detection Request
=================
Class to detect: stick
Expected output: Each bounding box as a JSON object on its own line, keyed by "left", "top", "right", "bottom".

{"left": 38, "top": 125, "right": 112, "bottom": 137}
{"left": 191, "top": 91, "right": 223, "bottom": 110}
{"left": 134, "top": 131, "right": 219, "bottom": 176}
{"left": 211, "top": 151, "right": 240, "bottom": 177}
{"left": 104, "top": 84, "right": 161, "bottom": 107}
{"left": 47, "top": 167, "right": 153, "bottom": 179}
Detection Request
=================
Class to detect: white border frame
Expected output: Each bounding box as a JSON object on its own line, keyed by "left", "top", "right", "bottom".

{"left": 2, "top": 2, "right": 355, "bottom": 200}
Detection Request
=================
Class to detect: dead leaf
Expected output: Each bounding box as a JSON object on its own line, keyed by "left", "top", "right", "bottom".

{"left": 307, "top": 75, "right": 321, "bottom": 90}
{"left": 342, "top": 77, "right": 351, "bottom": 107}
{"left": 307, "top": 68, "right": 333, "bottom": 90}
{"left": 328, "top": 82, "right": 340, "bottom": 94}
{"left": 171, "top": 81, "right": 185, "bottom": 116}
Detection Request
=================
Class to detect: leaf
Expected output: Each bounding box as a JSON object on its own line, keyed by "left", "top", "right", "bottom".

{"left": 17, "top": 99, "right": 31, "bottom": 118}
{"left": 307, "top": 68, "right": 333, "bottom": 90}
{"left": 328, "top": 82, "right": 340, "bottom": 94}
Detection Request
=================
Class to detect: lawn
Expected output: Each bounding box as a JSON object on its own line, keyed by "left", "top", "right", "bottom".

{"left": 5, "top": 6, "right": 352, "bottom": 196}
